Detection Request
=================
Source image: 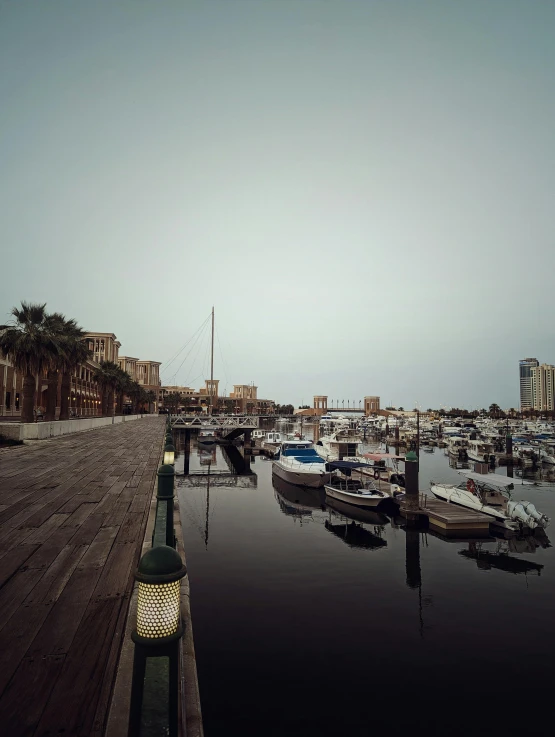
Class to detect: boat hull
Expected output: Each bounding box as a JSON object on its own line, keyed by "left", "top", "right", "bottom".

{"left": 324, "top": 484, "right": 384, "bottom": 508}
{"left": 272, "top": 462, "right": 327, "bottom": 488}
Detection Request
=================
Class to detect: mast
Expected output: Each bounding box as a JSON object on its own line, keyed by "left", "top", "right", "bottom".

{"left": 210, "top": 306, "right": 214, "bottom": 415}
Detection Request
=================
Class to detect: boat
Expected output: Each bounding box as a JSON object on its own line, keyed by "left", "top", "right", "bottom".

{"left": 315, "top": 430, "right": 362, "bottom": 461}
{"left": 430, "top": 471, "right": 549, "bottom": 532}
{"left": 198, "top": 429, "right": 217, "bottom": 446}
{"left": 466, "top": 439, "right": 495, "bottom": 464}
{"left": 271, "top": 441, "right": 329, "bottom": 488}
{"left": 323, "top": 461, "right": 392, "bottom": 508}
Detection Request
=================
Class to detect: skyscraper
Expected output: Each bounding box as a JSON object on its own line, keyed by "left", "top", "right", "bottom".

{"left": 519, "top": 358, "right": 539, "bottom": 410}
{"left": 531, "top": 364, "right": 555, "bottom": 411}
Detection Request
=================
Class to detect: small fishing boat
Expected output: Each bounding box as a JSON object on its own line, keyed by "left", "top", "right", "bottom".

{"left": 430, "top": 471, "right": 549, "bottom": 532}
{"left": 324, "top": 461, "right": 392, "bottom": 508}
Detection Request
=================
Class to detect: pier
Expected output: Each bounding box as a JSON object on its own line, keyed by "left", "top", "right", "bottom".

{"left": 0, "top": 416, "right": 170, "bottom": 736}
{"left": 403, "top": 495, "right": 492, "bottom": 533}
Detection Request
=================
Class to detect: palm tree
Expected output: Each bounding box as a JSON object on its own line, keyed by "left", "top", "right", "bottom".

{"left": 93, "top": 361, "right": 121, "bottom": 417}
{"left": 43, "top": 313, "right": 91, "bottom": 421}
{"left": 0, "top": 302, "right": 62, "bottom": 423}
{"left": 146, "top": 390, "right": 156, "bottom": 414}
{"left": 489, "top": 403, "right": 501, "bottom": 419}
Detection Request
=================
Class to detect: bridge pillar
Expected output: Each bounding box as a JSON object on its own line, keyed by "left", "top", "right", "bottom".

{"left": 244, "top": 430, "right": 252, "bottom": 454}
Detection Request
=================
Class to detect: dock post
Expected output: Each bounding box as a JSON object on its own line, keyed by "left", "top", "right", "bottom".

{"left": 394, "top": 426, "right": 399, "bottom": 443}
{"left": 183, "top": 429, "right": 190, "bottom": 475}
{"left": 506, "top": 433, "right": 513, "bottom": 457}
{"left": 156, "top": 464, "right": 176, "bottom": 548}
{"left": 404, "top": 450, "right": 419, "bottom": 522}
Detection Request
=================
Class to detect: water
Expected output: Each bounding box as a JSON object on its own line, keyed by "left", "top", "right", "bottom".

{"left": 177, "top": 437, "right": 555, "bottom": 737}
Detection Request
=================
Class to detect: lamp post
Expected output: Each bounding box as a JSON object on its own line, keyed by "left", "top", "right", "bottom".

{"left": 129, "top": 545, "right": 187, "bottom": 737}
{"left": 164, "top": 441, "right": 175, "bottom": 466}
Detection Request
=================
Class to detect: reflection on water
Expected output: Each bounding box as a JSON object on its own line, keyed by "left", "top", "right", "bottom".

{"left": 177, "top": 434, "right": 555, "bottom": 737}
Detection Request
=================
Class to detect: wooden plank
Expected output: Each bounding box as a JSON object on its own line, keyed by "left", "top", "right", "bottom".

{"left": 24, "top": 543, "right": 89, "bottom": 605}
{"left": 0, "top": 602, "right": 54, "bottom": 695}
{"left": 23, "top": 513, "right": 70, "bottom": 545}
{"left": 0, "top": 654, "right": 65, "bottom": 737}
{"left": 92, "top": 542, "right": 137, "bottom": 601}
{"left": 34, "top": 598, "right": 123, "bottom": 737}
{"left": 0, "top": 568, "right": 47, "bottom": 631}
{"left": 115, "top": 509, "right": 146, "bottom": 544}
{"left": 78, "top": 526, "right": 119, "bottom": 570}
{"left": 0, "top": 544, "right": 39, "bottom": 587}
{"left": 61, "top": 501, "right": 97, "bottom": 529}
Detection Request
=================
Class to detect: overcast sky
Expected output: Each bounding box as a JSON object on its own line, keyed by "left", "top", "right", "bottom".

{"left": 1, "top": 1, "right": 554, "bottom": 410}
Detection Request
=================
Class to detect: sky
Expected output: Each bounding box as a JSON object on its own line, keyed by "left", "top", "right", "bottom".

{"left": 1, "top": 0, "right": 554, "bottom": 410}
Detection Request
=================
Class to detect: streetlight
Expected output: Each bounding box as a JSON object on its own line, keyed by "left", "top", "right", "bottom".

{"left": 163, "top": 441, "right": 175, "bottom": 466}
{"left": 129, "top": 545, "right": 187, "bottom": 737}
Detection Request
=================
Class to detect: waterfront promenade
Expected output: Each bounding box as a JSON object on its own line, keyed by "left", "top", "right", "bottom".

{"left": 0, "top": 416, "right": 165, "bottom": 736}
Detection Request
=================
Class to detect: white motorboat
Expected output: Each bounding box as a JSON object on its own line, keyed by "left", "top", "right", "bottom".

{"left": 430, "top": 471, "right": 549, "bottom": 531}
{"left": 272, "top": 441, "right": 329, "bottom": 488}
{"left": 315, "top": 431, "right": 362, "bottom": 461}
{"left": 466, "top": 439, "right": 495, "bottom": 464}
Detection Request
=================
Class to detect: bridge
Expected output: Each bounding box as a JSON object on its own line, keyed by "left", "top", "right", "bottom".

{"left": 170, "top": 414, "right": 259, "bottom": 441}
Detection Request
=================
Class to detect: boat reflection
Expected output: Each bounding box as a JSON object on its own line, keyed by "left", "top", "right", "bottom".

{"left": 324, "top": 518, "right": 387, "bottom": 550}
{"left": 324, "top": 497, "right": 389, "bottom": 551}
{"left": 459, "top": 543, "right": 544, "bottom": 576}
{"left": 272, "top": 476, "right": 325, "bottom": 522}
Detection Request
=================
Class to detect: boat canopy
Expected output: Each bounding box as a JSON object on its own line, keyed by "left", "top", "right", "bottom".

{"left": 459, "top": 471, "right": 532, "bottom": 486}
{"left": 325, "top": 460, "right": 372, "bottom": 474}
{"left": 363, "top": 453, "right": 405, "bottom": 461}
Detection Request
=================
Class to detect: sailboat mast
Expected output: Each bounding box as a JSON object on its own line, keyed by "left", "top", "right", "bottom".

{"left": 210, "top": 306, "right": 214, "bottom": 414}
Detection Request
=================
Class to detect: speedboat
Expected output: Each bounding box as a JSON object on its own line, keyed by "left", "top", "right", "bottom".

{"left": 272, "top": 441, "right": 329, "bottom": 488}
{"left": 430, "top": 471, "right": 549, "bottom": 532}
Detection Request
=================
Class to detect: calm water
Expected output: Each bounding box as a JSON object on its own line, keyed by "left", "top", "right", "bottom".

{"left": 177, "top": 434, "right": 555, "bottom": 737}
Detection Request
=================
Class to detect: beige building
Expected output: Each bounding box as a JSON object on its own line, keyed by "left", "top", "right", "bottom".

{"left": 160, "top": 381, "right": 274, "bottom": 414}
{"left": 86, "top": 333, "right": 121, "bottom": 364}
{"left": 1, "top": 331, "right": 161, "bottom": 419}
{"left": 118, "top": 356, "right": 138, "bottom": 381}
{"left": 531, "top": 364, "right": 555, "bottom": 412}
{"left": 364, "top": 396, "right": 380, "bottom": 415}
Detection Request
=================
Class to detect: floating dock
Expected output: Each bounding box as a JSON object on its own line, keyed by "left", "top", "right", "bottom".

{"left": 401, "top": 494, "right": 492, "bottom": 533}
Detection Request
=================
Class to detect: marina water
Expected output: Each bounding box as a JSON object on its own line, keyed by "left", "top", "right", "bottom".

{"left": 177, "top": 433, "right": 555, "bottom": 736}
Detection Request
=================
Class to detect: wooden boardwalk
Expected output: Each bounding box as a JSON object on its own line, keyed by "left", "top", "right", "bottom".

{"left": 0, "top": 416, "right": 165, "bottom": 737}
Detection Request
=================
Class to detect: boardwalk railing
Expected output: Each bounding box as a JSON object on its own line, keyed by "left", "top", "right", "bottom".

{"left": 128, "top": 422, "right": 184, "bottom": 737}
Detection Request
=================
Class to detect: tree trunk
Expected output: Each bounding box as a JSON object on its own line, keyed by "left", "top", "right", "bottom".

{"left": 21, "top": 373, "right": 36, "bottom": 423}
{"left": 101, "top": 389, "right": 108, "bottom": 417}
{"left": 117, "top": 390, "right": 124, "bottom": 414}
{"left": 59, "top": 372, "right": 71, "bottom": 421}
{"left": 108, "top": 388, "right": 115, "bottom": 416}
{"left": 45, "top": 370, "right": 58, "bottom": 421}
